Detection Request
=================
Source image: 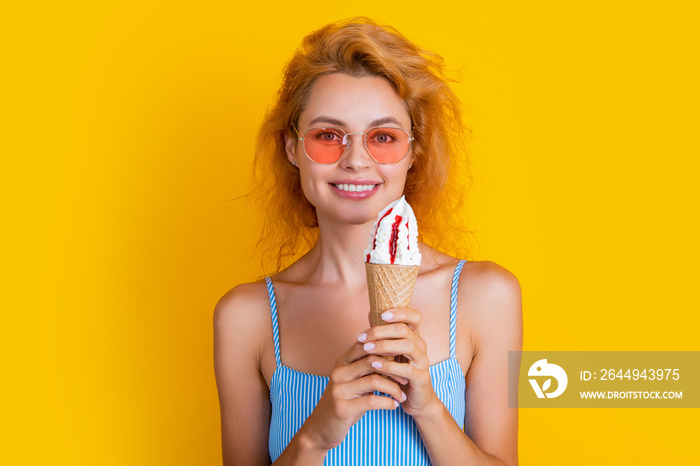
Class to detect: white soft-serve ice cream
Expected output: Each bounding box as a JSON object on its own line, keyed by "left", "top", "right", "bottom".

{"left": 365, "top": 195, "right": 422, "bottom": 266}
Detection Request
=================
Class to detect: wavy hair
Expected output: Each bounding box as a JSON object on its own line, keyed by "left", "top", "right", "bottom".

{"left": 252, "top": 17, "right": 472, "bottom": 273}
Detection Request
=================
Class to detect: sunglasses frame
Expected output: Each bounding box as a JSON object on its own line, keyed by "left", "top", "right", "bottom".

{"left": 293, "top": 125, "right": 414, "bottom": 165}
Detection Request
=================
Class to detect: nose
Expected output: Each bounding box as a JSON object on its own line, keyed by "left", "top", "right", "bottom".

{"left": 339, "top": 132, "right": 372, "bottom": 171}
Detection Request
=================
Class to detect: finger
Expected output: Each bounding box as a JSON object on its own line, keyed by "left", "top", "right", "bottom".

{"left": 347, "top": 394, "right": 400, "bottom": 413}
{"left": 361, "top": 325, "right": 427, "bottom": 359}
{"left": 363, "top": 338, "right": 430, "bottom": 368}
{"left": 380, "top": 307, "right": 421, "bottom": 333}
{"left": 368, "top": 358, "right": 416, "bottom": 385}
{"left": 339, "top": 373, "right": 406, "bottom": 404}
{"left": 367, "top": 356, "right": 409, "bottom": 385}
{"left": 336, "top": 340, "right": 374, "bottom": 368}
{"left": 332, "top": 353, "right": 408, "bottom": 386}
{"left": 362, "top": 322, "right": 419, "bottom": 345}
{"left": 330, "top": 351, "right": 380, "bottom": 385}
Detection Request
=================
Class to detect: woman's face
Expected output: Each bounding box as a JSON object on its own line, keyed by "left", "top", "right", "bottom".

{"left": 286, "top": 73, "right": 414, "bottom": 227}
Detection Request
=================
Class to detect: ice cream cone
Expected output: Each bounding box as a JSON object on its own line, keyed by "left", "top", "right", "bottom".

{"left": 365, "top": 262, "right": 419, "bottom": 362}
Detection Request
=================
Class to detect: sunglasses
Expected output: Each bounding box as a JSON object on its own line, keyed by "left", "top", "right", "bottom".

{"left": 294, "top": 126, "right": 414, "bottom": 164}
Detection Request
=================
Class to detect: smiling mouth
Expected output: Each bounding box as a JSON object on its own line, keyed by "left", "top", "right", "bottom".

{"left": 330, "top": 183, "right": 379, "bottom": 192}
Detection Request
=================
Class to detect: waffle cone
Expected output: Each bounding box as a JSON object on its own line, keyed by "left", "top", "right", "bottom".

{"left": 365, "top": 262, "right": 419, "bottom": 362}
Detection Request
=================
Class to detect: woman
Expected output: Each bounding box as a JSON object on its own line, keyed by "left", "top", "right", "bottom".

{"left": 214, "top": 18, "right": 522, "bottom": 466}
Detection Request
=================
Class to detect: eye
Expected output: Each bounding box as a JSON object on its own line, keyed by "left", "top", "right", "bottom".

{"left": 369, "top": 128, "right": 401, "bottom": 144}
{"left": 310, "top": 128, "right": 345, "bottom": 144}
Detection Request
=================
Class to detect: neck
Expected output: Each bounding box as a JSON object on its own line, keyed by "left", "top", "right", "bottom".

{"left": 304, "top": 217, "right": 375, "bottom": 287}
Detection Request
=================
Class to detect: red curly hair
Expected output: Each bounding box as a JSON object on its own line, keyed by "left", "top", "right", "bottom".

{"left": 252, "top": 17, "right": 472, "bottom": 273}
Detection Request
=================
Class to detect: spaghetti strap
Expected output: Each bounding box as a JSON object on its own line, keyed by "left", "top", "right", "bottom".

{"left": 265, "top": 277, "right": 282, "bottom": 367}
{"left": 449, "top": 260, "right": 467, "bottom": 358}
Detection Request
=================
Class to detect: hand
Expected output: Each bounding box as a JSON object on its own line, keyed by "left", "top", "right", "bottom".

{"left": 299, "top": 340, "right": 407, "bottom": 453}
{"left": 359, "top": 307, "right": 439, "bottom": 416}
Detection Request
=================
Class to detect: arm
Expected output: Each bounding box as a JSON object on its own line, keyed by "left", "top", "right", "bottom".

{"left": 462, "top": 263, "right": 522, "bottom": 464}
{"left": 214, "top": 283, "right": 273, "bottom": 466}
{"left": 418, "top": 261, "right": 522, "bottom": 465}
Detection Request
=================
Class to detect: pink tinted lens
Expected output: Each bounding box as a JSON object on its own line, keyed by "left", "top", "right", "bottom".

{"left": 304, "top": 128, "right": 346, "bottom": 163}
{"left": 366, "top": 128, "right": 409, "bottom": 163}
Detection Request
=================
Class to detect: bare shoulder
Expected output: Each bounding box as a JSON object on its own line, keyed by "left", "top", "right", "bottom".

{"left": 459, "top": 260, "right": 521, "bottom": 305}
{"left": 214, "top": 281, "right": 272, "bottom": 359}
{"left": 458, "top": 260, "right": 523, "bottom": 348}
{"left": 215, "top": 281, "right": 270, "bottom": 325}
{"left": 420, "top": 243, "right": 521, "bottom": 305}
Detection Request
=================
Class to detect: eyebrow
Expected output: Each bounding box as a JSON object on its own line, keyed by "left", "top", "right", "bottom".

{"left": 307, "top": 116, "right": 406, "bottom": 129}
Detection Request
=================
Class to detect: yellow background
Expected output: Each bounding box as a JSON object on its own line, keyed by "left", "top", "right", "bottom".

{"left": 3, "top": 1, "right": 698, "bottom": 464}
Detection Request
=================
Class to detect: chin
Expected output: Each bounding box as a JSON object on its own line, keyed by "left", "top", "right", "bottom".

{"left": 333, "top": 206, "right": 378, "bottom": 226}
{"left": 311, "top": 199, "right": 376, "bottom": 226}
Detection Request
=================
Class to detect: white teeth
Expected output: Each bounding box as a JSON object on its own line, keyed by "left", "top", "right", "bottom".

{"left": 334, "top": 184, "right": 377, "bottom": 192}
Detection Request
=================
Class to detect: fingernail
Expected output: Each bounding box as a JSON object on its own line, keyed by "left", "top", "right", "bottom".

{"left": 401, "top": 392, "right": 407, "bottom": 401}
{"left": 371, "top": 361, "right": 383, "bottom": 369}
{"left": 363, "top": 342, "right": 375, "bottom": 351}
{"left": 357, "top": 333, "right": 367, "bottom": 342}
{"left": 393, "top": 400, "right": 399, "bottom": 407}
{"left": 381, "top": 311, "right": 394, "bottom": 321}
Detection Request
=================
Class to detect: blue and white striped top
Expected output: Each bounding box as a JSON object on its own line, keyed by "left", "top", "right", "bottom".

{"left": 266, "top": 259, "right": 467, "bottom": 465}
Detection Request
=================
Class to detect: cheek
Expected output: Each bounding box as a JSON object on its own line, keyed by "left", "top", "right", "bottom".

{"left": 297, "top": 171, "right": 314, "bottom": 202}
{"left": 297, "top": 167, "right": 329, "bottom": 204}
{"left": 382, "top": 166, "right": 410, "bottom": 187}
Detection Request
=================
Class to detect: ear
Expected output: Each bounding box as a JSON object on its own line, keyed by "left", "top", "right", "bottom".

{"left": 406, "top": 152, "right": 415, "bottom": 170}
{"left": 284, "top": 131, "right": 297, "bottom": 165}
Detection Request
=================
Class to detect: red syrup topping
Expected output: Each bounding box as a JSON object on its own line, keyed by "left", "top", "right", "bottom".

{"left": 367, "top": 207, "right": 394, "bottom": 263}
{"left": 389, "top": 215, "right": 403, "bottom": 264}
